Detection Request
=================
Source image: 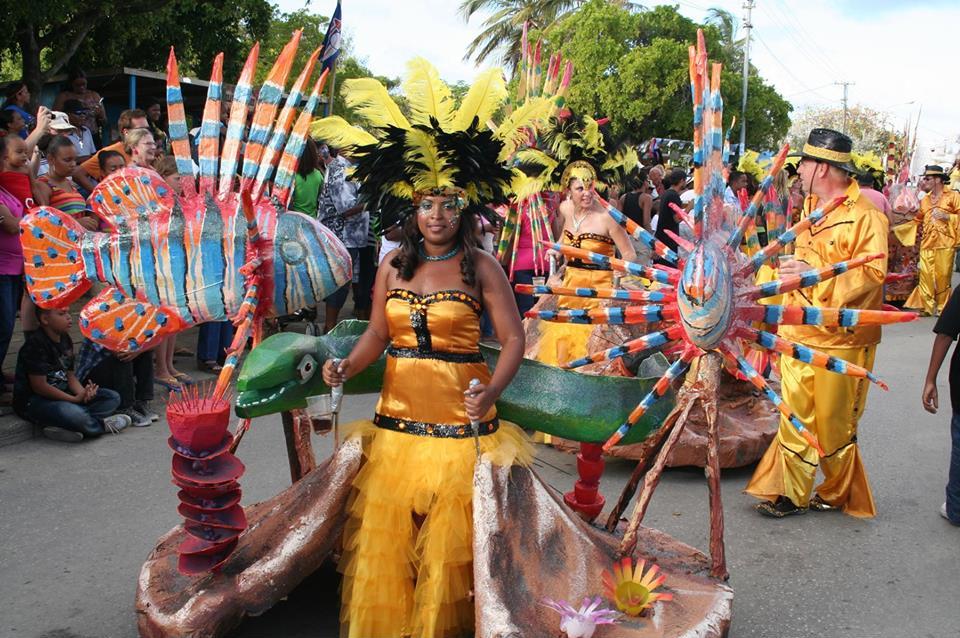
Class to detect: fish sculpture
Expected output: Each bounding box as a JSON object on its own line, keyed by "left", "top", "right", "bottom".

{"left": 20, "top": 30, "right": 351, "bottom": 366}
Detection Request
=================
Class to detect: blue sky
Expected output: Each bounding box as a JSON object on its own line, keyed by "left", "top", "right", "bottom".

{"left": 278, "top": 0, "right": 959, "bottom": 162}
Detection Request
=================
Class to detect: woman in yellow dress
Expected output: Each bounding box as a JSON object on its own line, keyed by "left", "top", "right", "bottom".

{"left": 312, "top": 58, "right": 551, "bottom": 638}
{"left": 535, "top": 160, "right": 636, "bottom": 366}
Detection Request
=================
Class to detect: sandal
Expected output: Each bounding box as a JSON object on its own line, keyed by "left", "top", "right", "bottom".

{"left": 755, "top": 496, "right": 808, "bottom": 518}
{"left": 199, "top": 360, "right": 223, "bottom": 373}
{"left": 809, "top": 494, "right": 838, "bottom": 512}
{"left": 154, "top": 376, "right": 183, "bottom": 392}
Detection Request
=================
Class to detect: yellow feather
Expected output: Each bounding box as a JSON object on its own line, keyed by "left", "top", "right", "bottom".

{"left": 453, "top": 68, "right": 507, "bottom": 132}
{"left": 496, "top": 97, "right": 556, "bottom": 162}
{"left": 403, "top": 128, "right": 456, "bottom": 193}
{"left": 403, "top": 58, "right": 455, "bottom": 129}
{"left": 309, "top": 116, "right": 378, "bottom": 148}
{"left": 581, "top": 119, "right": 604, "bottom": 154}
{"left": 342, "top": 78, "right": 410, "bottom": 130}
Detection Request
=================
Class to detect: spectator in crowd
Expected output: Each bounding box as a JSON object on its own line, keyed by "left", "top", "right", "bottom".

{"left": 0, "top": 110, "right": 52, "bottom": 208}
{"left": 289, "top": 138, "right": 323, "bottom": 217}
{"left": 53, "top": 69, "right": 107, "bottom": 147}
{"left": 621, "top": 169, "right": 654, "bottom": 231}
{"left": 76, "top": 338, "right": 157, "bottom": 428}
{"left": 648, "top": 164, "right": 665, "bottom": 197}
{"left": 0, "top": 138, "right": 25, "bottom": 404}
{"left": 62, "top": 99, "right": 97, "bottom": 159}
{"left": 153, "top": 156, "right": 194, "bottom": 388}
{"left": 0, "top": 109, "right": 26, "bottom": 139}
{"left": 317, "top": 143, "right": 366, "bottom": 332}
{"left": 3, "top": 82, "right": 35, "bottom": 139}
{"left": 142, "top": 97, "right": 169, "bottom": 154}
{"left": 97, "top": 150, "right": 126, "bottom": 179}
{"left": 74, "top": 109, "right": 148, "bottom": 191}
{"left": 725, "top": 170, "right": 748, "bottom": 207}
{"left": 39, "top": 137, "right": 99, "bottom": 230}
{"left": 125, "top": 128, "right": 157, "bottom": 168}
{"left": 654, "top": 168, "right": 687, "bottom": 265}
{"left": 13, "top": 306, "right": 130, "bottom": 442}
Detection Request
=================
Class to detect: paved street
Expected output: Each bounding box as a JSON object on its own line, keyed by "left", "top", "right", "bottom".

{"left": 1, "top": 318, "right": 959, "bottom": 638}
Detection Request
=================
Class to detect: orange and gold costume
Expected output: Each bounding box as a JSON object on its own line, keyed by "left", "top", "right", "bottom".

{"left": 534, "top": 230, "right": 616, "bottom": 366}
{"left": 340, "top": 288, "right": 531, "bottom": 638}
{"left": 746, "top": 182, "right": 888, "bottom": 517}
{"left": 903, "top": 188, "right": 960, "bottom": 315}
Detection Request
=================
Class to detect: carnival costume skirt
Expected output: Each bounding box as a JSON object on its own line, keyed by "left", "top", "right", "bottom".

{"left": 338, "top": 420, "right": 533, "bottom": 638}
{"left": 536, "top": 264, "right": 612, "bottom": 367}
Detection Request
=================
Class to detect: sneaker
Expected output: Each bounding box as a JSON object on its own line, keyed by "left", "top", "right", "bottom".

{"left": 103, "top": 414, "right": 132, "bottom": 434}
{"left": 134, "top": 401, "right": 160, "bottom": 422}
{"left": 123, "top": 408, "right": 152, "bottom": 427}
{"left": 42, "top": 426, "right": 83, "bottom": 442}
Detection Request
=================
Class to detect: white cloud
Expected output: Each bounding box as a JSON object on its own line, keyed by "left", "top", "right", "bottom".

{"left": 279, "top": 0, "right": 960, "bottom": 161}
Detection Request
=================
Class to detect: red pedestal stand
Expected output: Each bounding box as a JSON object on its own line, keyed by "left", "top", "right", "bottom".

{"left": 563, "top": 442, "right": 605, "bottom": 522}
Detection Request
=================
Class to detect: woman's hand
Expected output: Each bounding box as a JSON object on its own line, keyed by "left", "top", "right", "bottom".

{"left": 322, "top": 358, "right": 350, "bottom": 387}
{"left": 464, "top": 382, "right": 498, "bottom": 422}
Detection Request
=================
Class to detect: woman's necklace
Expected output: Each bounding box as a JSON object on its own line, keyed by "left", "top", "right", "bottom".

{"left": 571, "top": 208, "right": 588, "bottom": 233}
{"left": 419, "top": 244, "right": 460, "bottom": 262}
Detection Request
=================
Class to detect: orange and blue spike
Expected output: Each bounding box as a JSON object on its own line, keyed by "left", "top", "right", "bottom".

{"left": 742, "top": 304, "right": 919, "bottom": 327}
{"left": 165, "top": 48, "right": 196, "bottom": 198}
{"left": 273, "top": 68, "right": 329, "bottom": 207}
{"left": 719, "top": 343, "right": 824, "bottom": 457}
{"left": 542, "top": 241, "right": 678, "bottom": 285}
{"left": 252, "top": 47, "right": 321, "bottom": 202}
{"left": 737, "top": 195, "right": 847, "bottom": 277}
{"left": 740, "top": 253, "right": 885, "bottom": 301}
{"left": 598, "top": 194, "right": 678, "bottom": 264}
{"left": 602, "top": 346, "right": 697, "bottom": 451}
{"left": 526, "top": 304, "right": 677, "bottom": 325}
{"left": 240, "top": 31, "right": 301, "bottom": 192}
{"left": 219, "top": 42, "right": 259, "bottom": 196}
{"left": 735, "top": 326, "right": 889, "bottom": 390}
{"left": 197, "top": 53, "right": 224, "bottom": 196}
{"left": 514, "top": 283, "right": 675, "bottom": 303}
{"left": 563, "top": 326, "right": 684, "bottom": 370}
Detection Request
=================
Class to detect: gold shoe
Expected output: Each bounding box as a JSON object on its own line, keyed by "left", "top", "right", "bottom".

{"left": 809, "top": 494, "right": 838, "bottom": 512}
{"left": 755, "top": 496, "right": 808, "bottom": 518}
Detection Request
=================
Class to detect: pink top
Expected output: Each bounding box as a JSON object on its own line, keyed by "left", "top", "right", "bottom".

{"left": 0, "top": 187, "right": 24, "bottom": 275}
{"left": 514, "top": 210, "right": 549, "bottom": 273}
{"left": 861, "top": 187, "right": 893, "bottom": 224}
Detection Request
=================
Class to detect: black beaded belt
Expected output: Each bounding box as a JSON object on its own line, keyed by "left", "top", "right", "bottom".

{"left": 387, "top": 346, "right": 485, "bottom": 363}
{"left": 568, "top": 260, "right": 612, "bottom": 271}
{"left": 374, "top": 413, "right": 500, "bottom": 438}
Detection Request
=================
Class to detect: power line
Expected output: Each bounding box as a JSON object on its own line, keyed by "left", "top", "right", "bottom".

{"left": 756, "top": 3, "right": 842, "bottom": 81}
{"left": 785, "top": 83, "right": 836, "bottom": 98}
{"left": 752, "top": 33, "right": 834, "bottom": 103}
{"left": 835, "top": 80, "right": 855, "bottom": 133}
{"left": 770, "top": 0, "right": 845, "bottom": 78}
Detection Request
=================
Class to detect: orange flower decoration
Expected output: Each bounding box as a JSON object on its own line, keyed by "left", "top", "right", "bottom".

{"left": 602, "top": 557, "right": 672, "bottom": 616}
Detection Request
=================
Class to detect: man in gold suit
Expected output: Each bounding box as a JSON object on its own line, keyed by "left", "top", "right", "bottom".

{"left": 746, "top": 128, "right": 889, "bottom": 518}
{"left": 904, "top": 165, "right": 960, "bottom": 316}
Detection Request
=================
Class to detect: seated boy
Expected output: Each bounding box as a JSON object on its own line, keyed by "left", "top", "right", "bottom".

{"left": 13, "top": 306, "right": 130, "bottom": 442}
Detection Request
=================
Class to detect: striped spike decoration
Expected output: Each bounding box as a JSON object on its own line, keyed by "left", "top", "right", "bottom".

{"left": 514, "top": 283, "right": 676, "bottom": 303}
{"left": 218, "top": 43, "right": 260, "bottom": 196}
{"left": 526, "top": 304, "right": 677, "bottom": 325}
{"left": 602, "top": 346, "right": 698, "bottom": 451}
{"left": 743, "top": 304, "right": 919, "bottom": 327}
{"left": 273, "top": 68, "right": 329, "bottom": 207}
{"left": 564, "top": 326, "right": 684, "bottom": 370}
{"left": 741, "top": 253, "right": 886, "bottom": 300}
{"left": 252, "top": 46, "right": 322, "bottom": 202}
{"left": 165, "top": 48, "right": 197, "bottom": 198}
{"left": 239, "top": 30, "right": 302, "bottom": 191}
{"left": 541, "top": 241, "right": 679, "bottom": 286}
{"left": 599, "top": 194, "right": 679, "bottom": 264}
{"left": 737, "top": 195, "right": 848, "bottom": 277}
{"left": 719, "top": 343, "right": 824, "bottom": 457}
{"left": 726, "top": 145, "right": 789, "bottom": 249}
{"left": 197, "top": 53, "right": 224, "bottom": 195}
{"left": 735, "top": 326, "right": 889, "bottom": 390}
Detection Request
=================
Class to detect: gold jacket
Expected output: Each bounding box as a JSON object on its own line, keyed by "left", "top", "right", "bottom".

{"left": 779, "top": 181, "right": 889, "bottom": 347}
{"left": 917, "top": 188, "right": 960, "bottom": 251}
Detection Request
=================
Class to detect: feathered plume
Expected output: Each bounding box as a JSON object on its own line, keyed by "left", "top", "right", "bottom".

{"left": 403, "top": 58, "right": 456, "bottom": 129}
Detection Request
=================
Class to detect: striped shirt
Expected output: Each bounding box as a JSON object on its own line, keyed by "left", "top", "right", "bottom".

{"left": 39, "top": 177, "right": 87, "bottom": 218}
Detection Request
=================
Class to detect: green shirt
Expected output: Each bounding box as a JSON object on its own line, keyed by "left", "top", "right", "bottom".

{"left": 290, "top": 169, "right": 325, "bottom": 217}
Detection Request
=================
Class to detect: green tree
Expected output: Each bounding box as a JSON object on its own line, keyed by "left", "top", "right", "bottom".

{"left": 546, "top": 1, "right": 791, "bottom": 149}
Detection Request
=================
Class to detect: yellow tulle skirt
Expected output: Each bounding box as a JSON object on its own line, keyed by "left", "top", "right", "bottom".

{"left": 339, "top": 420, "right": 533, "bottom": 638}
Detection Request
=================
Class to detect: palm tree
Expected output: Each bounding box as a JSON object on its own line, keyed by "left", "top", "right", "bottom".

{"left": 459, "top": 0, "right": 581, "bottom": 73}
{"left": 704, "top": 7, "right": 745, "bottom": 67}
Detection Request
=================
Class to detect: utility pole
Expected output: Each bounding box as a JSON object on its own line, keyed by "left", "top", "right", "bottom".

{"left": 835, "top": 80, "right": 855, "bottom": 134}
{"left": 738, "top": 0, "right": 755, "bottom": 154}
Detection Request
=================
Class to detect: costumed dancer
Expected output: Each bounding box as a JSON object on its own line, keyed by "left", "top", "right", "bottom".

{"left": 903, "top": 165, "right": 960, "bottom": 316}
{"left": 312, "top": 59, "right": 539, "bottom": 638}
{"left": 746, "top": 128, "right": 890, "bottom": 518}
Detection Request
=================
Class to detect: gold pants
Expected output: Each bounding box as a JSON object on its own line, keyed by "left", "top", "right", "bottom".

{"left": 905, "top": 247, "right": 955, "bottom": 315}
{"left": 745, "top": 344, "right": 877, "bottom": 518}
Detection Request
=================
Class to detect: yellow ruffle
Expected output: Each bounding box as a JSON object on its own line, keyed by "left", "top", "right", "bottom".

{"left": 339, "top": 420, "right": 532, "bottom": 638}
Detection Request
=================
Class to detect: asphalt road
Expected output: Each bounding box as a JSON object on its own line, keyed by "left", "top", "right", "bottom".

{"left": 1, "top": 318, "right": 959, "bottom": 638}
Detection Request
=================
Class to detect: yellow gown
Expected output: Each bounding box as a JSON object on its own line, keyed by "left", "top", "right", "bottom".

{"left": 535, "top": 230, "right": 616, "bottom": 366}
{"left": 340, "top": 288, "right": 532, "bottom": 638}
